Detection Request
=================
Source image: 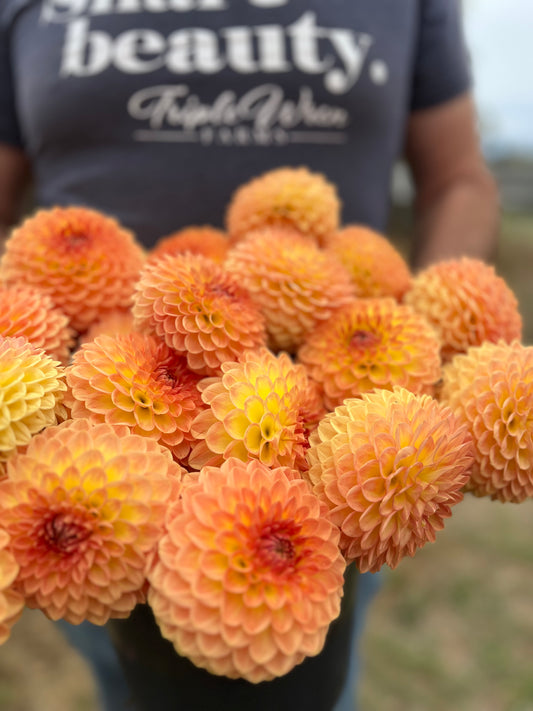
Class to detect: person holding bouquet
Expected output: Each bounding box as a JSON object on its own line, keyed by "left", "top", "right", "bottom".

{"left": 0, "top": 1, "right": 498, "bottom": 709}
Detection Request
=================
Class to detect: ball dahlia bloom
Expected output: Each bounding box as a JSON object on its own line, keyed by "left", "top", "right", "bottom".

{"left": 0, "top": 336, "right": 67, "bottom": 459}
{"left": 133, "top": 253, "right": 267, "bottom": 375}
{"left": 298, "top": 299, "right": 441, "bottom": 410}
{"left": 226, "top": 167, "right": 340, "bottom": 246}
{"left": 0, "top": 419, "right": 184, "bottom": 624}
{"left": 79, "top": 309, "right": 137, "bottom": 345}
{"left": 0, "top": 284, "right": 75, "bottom": 364}
{"left": 0, "top": 530, "right": 24, "bottom": 644}
{"left": 306, "top": 388, "right": 474, "bottom": 572}
{"left": 404, "top": 258, "right": 522, "bottom": 361}
{"left": 150, "top": 226, "right": 229, "bottom": 264}
{"left": 441, "top": 341, "right": 533, "bottom": 503}
{"left": 66, "top": 333, "right": 205, "bottom": 463}
{"left": 0, "top": 206, "right": 145, "bottom": 333}
{"left": 189, "top": 348, "right": 325, "bottom": 471}
{"left": 225, "top": 228, "right": 356, "bottom": 353}
{"left": 148, "top": 457, "right": 345, "bottom": 682}
{"left": 323, "top": 225, "right": 412, "bottom": 300}
{"left": 189, "top": 349, "right": 323, "bottom": 469}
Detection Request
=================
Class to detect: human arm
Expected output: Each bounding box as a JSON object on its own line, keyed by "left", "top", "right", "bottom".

{"left": 405, "top": 91, "right": 499, "bottom": 270}
{"left": 0, "top": 143, "right": 31, "bottom": 251}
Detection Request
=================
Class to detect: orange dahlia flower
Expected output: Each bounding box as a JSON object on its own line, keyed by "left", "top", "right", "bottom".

{"left": 226, "top": 167, "right": 340, "bottom": 246}
{"left": 133, "top": 253, "right": 267, "bottom": 375}
{"left": 323, "top": 225, "right": 412, "bottom": 300}
{"left": 0, "top": 420, "right": 183, "bottom": 624}
{"left": 306, "top": 388, "right": 473, "bottom": 572}
{"left": 66, "top": 333, "right": 205, "bottom": 462}
{"left": 298, "top": 299, "right": 441, "bottom": 410}
{"left": 79, "top": 309, "right": 136, "bottom": 345}
{"left": 0, "top": 284, "right": 75, "bottom": 364}
{"left": 441, "top": 341, "right": 533, "bottom": 503}
{"left": 405, "top": 258, "right": 522, "bottom": 361}
{"left": 0, "top": 530, "right": 24, "bottom": 644}
{"left": 225, "top": 228, "right": 355, "bottom": 353}
{"left": 148, "top": 457, "right": 345, "bottom": 682}
{"left": 0, "top": 207, "right": 145, "bottom": 333}
{"left": 150, "top": 226, "right": 229, "bottom": 264}
{"left": 0, "top": 336, "right": 66, "bottom": 458}
{"left": 189, "top": 348, "right": 324, "bottom": 471}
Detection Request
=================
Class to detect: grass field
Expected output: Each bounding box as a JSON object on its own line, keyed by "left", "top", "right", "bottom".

{"left": 358, "top": 496, "right": 533, "bottom": 711}
{"left": 0, "top": 208, "right": 531, "bottom": 711}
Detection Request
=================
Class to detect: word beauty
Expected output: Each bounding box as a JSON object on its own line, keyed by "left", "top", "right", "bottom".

{"left": 60, "top": 11, "right": 374, "bottom": 94}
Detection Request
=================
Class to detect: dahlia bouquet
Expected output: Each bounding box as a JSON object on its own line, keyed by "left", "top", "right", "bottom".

{"left": 0, "top": 168, "right": 529, "bottom": 695}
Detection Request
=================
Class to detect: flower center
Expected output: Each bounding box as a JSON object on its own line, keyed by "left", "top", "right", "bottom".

{"left": 350, "top": 329, "right": 380, "bottom": 350}
{"left": 42, "top": 512, "right": 92, "bottom": 555}
{"left": 155, "top": 366, "right": 178, "bottom": 386}
{"left": 255, "top": 521, "right": 300, "bottom": 573}
{"left": 63, "top": 231, "right": 91, "bottom": 251}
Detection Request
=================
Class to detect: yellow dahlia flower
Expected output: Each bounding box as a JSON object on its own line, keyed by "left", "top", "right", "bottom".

{"left": 189, "top": 348, "right": 325, "bottom": 472}
{"left": 0, "top": 530, "right": 24, "bottom": 644}
{"left": 226, "top": 167, "right": 340, "bottom": 246}
{"left": 323, "top": 225, "right": 412, "bottom": 300}
{"left": 405, "top": 258, "right": 522, "bottom": 361}
{"left": 0, "top": 206, "right": 145, "bottom": 333}
{"left": 0, "top": 420, "right": 183, "bottom": 624}
{"left": 0, "top": 336, "right": 66, "bottom": 459}
{"left": 66, "top": 333, "right": 205, "bottom": 463}
{"left": 133, "top": 253, "right": 267, "bottom": 375}
{"left": 225, "top": 228, "right": 356, "bottom": 353}
{"left": 0, "top": 284, "right": 75, "bottom": 364}
{"left": 148, "top": 457, "right": 345, "bottom": 682}
{"left": 298, "top": 299, "right": 441, "bottom": 410}
{"left": 441, "top": 341, "right": 533, "bottom": 502}
{"left": 150, "top": 226, "right": 229, "bottom": 264}
{"left": 306, "top": 388, "right": 473, "bottom": 572}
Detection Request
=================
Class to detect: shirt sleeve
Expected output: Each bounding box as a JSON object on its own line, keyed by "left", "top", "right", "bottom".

{"left": 0, "top": 20, "right": 23, "bottom": 147}
{"left": 410, "top": 0, "right": 472, "bottom": 111}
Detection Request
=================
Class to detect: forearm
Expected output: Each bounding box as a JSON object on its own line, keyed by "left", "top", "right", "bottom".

{"left": 411, "top": 169, "right": 500, "bottom": 269}
{"left": 0, "top": 143, "right": 31, "bottom": 254}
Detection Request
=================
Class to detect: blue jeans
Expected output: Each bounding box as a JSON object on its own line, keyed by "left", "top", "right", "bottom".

{"left": 59, "top": 570, "right": 381, "bottom": 711}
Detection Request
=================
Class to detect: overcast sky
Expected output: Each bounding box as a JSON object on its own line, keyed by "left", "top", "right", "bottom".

{"left": 464, "top": 0, "right": 533, "bottom": 157}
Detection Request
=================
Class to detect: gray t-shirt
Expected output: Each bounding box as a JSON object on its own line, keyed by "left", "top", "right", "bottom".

{"left": 0, "top": 0, "right": 470, "bottom": 247}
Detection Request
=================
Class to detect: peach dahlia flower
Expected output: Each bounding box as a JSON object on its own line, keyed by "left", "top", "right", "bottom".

{"left": 133, "top": 253, "right": 267, "bottom": 375}
{"left": 150, "top": 226, "right": 229, "bottom": 264}
{"left": 405, "top": 258, "right": 522, "bottom": 361}
{"left": 0, "top": 420, "right": 183, "bottom": 625}
{"left": 441, "top": 341, "right": 533, "bottom": 503}
{"left": 306, "top": 388, "right": 473, "bottom": 572}
{"left": 79, "top": 309, "right": 137, "bottom": 345}
{"left": 66, "top": 333, "right": 205, "bottom": 462}
{"left": 225, "top": 228, "right": 355, "bottom": 353}
{"left": 298, "top": 299, "right": 441, "bottom": 410}
{"left": 226, "top": 167, "right": 340, "bottom": 246}
{"left": 189, "top": 348, "right": 324, "bottom": 472}
{"left": 0, "top": 530, "right": 24, "bottom": 644}
{"left": 323, "top": 225, "right": 412, "bottom": 300}
{"left": 0, "top": 284, "right": 75, "bottom": 364}
{"left": 148, "top": 457, "right": 345, "bottom": 682}
{"left": 0, "top": 206, "right": 145, "bottom": 333}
